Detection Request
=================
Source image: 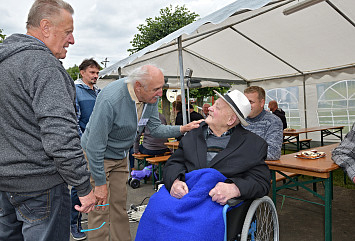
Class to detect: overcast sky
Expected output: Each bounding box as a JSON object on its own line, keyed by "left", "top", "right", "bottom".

{"left": 1, "top": 0, "right": 235, "bottom": 69}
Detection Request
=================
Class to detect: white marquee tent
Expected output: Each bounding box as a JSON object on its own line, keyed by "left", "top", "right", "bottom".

{"left": 100, "top": 0, "right": 355, "bottom": 140}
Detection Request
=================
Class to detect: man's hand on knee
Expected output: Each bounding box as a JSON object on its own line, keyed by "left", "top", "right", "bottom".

{"left": 170, "top": 179, "right": 189, "bottom": 199}
{"left": 209, "top": 182, "right": 241, "bottom": 205}
{"left": 93, "top": 184, "right": 108, "bottom": 210}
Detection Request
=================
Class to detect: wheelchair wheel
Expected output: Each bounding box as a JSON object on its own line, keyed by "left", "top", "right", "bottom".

{"left": 240, "top": 196, "right": 279, "bottom": 241}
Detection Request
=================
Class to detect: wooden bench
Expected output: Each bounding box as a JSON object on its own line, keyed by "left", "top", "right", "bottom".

{"left": 282, "top": 138, "right": 312, "bottom": 154}
{"left": 274, "top": 172, "right": 298, "bottom": 182}
{"left": 146, "top": 155, "right": 171, "bottom": 186}
{"left": 132, "top": 154, "right": 153, "bottom": 170}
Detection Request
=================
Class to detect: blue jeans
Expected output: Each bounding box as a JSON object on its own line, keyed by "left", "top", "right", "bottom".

{"left": 70, "top": 187, "right": 82, "bottom": 226}
{"left": 129, "top": 145, "right": 170, "bottom": 168}
{"left": 0, "top": 183, "right": 70, "bottom": 241}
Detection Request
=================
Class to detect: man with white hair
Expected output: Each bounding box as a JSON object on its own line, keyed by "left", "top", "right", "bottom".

{"left": 135, "top": 89, "right": 270, "bottom": 240}
{"left": 135, "top": 89, "right": 269, "bottom": 240}
{"left": 81, "top": 64, "right": 202, "bottom": 241}
{"left": 164, "top": 89, "right": 270, "bottom": 203}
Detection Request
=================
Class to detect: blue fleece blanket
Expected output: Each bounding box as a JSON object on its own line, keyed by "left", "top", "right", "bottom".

{"left": 135, "top": 168, "right": 227, "bottom": 241}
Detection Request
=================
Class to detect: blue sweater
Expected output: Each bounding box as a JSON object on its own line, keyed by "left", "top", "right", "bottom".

{"left": 244, "top": 110, "right": 283, "bottom": 160}
{"left": 81, "top": 79, "right": 181, "bottom": 185}
{"left": 75, "top": 79, "right": 100, "bottom": 134}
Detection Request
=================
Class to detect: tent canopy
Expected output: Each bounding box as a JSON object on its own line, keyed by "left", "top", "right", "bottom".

{"left": 99, "top": 0, "right": 355, "bottom": 133}
{"left": 100, "top": 0, "right": 355, "bottom": 87}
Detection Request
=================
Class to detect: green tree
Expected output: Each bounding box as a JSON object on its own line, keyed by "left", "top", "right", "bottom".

{"left": 190, "top": 86, "right": 230, "bottom": 109}
{"left": 0, "top": 29, "right": 6, "bottom": 43}
{"left": 128, "top": 5, "right": 199, "bottom": 123}
{"left": 128, "top": 5, "right": 199, "bottom": 54}
{"left": 66, "top": 65, "right": 80, "bottom": 81}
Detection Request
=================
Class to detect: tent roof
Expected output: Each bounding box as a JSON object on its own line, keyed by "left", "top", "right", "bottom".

{"left": 100, "top": 0, "right": 355, "bottom": 85}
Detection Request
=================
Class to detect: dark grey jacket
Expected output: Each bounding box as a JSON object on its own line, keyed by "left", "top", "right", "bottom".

{"left": 0, "top": 34, "right": 91, "bottom": 196}
{"left": 163, "top": 122, "right": 270, "bottom": 200}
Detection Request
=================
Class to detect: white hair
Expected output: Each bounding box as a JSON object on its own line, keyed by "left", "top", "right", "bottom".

{"left": 125, "top": 64, "right": 164, "bottom": 89}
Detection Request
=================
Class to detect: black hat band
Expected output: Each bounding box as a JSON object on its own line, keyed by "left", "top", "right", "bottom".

{"left": 224, "top": 94, "right": 245, "bottom": 119}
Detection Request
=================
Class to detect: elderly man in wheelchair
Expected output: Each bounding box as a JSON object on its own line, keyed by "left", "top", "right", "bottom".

{"left": 135, "top": 90, "right": 279, "bottom": 241}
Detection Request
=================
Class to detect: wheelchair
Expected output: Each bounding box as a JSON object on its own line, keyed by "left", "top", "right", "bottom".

{"left": 223, "top": 196, "right": 279, "bottom": 241}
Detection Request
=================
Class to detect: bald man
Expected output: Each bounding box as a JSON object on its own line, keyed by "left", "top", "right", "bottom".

{"left": 268, "top": 100, "right": 287, "bottom": 129}
{"left": 202, "top": 103, "right": 211, "bottom": 118}
{"left": 81, "top": 65, "right": 202, "bottom": 241}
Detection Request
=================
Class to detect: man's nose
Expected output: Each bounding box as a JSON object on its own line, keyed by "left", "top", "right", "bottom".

{"left": 69, "top": 33, "right": 75, "bottom": 45}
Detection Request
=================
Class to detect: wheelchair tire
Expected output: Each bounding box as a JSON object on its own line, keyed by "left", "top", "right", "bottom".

{"left": 130, "top": 179, "right": 141, "bottom": 189}
{"left": 240, "top": 196, "right": 279, "bottom": 241}
{"left": 128, "top": 177, "right": 132, "bottom": 186}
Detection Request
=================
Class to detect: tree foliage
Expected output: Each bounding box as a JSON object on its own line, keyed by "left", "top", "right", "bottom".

{"left": 66, "top": 65, "right": 80, "bottom": 81}
{"left": 127, "top": 6, "right": 231, "bottom": 122}
{"left": 0, "top": 29, "right": 6, "bottom": 43}
{"left": 128, "top": 5, "right": 199, "bottom": 54}
{"left": 189, "top": 87, "right": 229, "bottom": 99}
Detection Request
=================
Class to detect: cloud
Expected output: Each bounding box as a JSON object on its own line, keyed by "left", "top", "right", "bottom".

{"left": 2, "top": 0, "right": 236, "bottom": 69}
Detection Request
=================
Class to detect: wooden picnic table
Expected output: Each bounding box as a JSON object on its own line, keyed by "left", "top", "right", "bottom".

{"left": 283, "top": 125, "right": 344, "bottom": 151}
{"left": 164, "top": 141, "right": 179, "bottom": 152}
{"left": 266, "top": 143, "right": 340, "bottom": 241}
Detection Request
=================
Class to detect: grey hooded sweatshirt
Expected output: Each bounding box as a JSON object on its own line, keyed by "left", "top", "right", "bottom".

{"left": 0, "top": 34, "right": 92, "bottom": 196}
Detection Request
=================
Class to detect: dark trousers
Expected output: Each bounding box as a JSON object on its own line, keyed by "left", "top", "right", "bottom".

{"left": 70, "top": 187, "right": 82, "bottom": 227}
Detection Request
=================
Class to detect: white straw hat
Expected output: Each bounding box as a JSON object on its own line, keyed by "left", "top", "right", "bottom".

{"left": 213, "top": 90, "right": 251, "bottom": 126}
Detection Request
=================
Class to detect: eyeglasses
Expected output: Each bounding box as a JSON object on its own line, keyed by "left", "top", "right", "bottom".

{"left": 80, "top": 204, "right": 109, "bottom": 232}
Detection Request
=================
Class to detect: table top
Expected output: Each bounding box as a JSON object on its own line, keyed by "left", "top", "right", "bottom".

{"left": 266, "top": 143, "right": 340, "bottom": 178}
{"left": 164, "top": 141, "right": 179, "bottom": 149}
{"left": 283, "top": 125, "right": 344, "bottom": 136}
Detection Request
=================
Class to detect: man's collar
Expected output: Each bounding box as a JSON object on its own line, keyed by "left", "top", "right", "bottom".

{"left": 246, "top": 109, "right": 266, "bottom": 121}
{"left": 127, "top": 82, "right": 140, "bottom": 103}
{"left": 75, "top": 79, "right": 99, "bottom": 91}
{"left": 206, "top": 125, "right": 236, "bottom": 138}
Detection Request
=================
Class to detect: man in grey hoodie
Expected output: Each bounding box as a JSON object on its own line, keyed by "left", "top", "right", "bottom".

{"left": 0, "top": 0, "right": 96, "bottom": 240}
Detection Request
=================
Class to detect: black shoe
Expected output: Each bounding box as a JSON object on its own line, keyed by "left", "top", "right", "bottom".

{"left": 71, "top": 224, "right": 86, "bottom": 240}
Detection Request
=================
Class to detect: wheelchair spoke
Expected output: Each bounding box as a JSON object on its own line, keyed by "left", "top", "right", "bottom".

{"left": 248, "top": 202, "right": 276, "bottom": 240}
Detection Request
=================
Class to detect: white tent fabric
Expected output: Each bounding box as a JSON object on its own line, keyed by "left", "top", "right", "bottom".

{"left": 100, "top": 0, "right": 271, "bottom": 81}
{"left": 100, "top": 0, "right": 355, "bottom": 85}
{"left": 99, "top": 0, "right": 355, "bottom": 139}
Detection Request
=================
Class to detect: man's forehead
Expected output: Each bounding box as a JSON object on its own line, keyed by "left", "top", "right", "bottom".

{"left": 216, "top": 98, "right": 227, "bottom": 107}
{"left": 147, "top": 77, "right": 164, "bottom": 89}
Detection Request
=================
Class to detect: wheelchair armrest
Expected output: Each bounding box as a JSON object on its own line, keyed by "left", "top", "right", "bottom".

{"left": 227, "top": 198, "right": 244, "bottom": 207}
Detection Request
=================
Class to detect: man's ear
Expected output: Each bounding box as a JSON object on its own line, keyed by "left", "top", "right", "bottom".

{"left": 227, "top": 114, "right": 237, "bottom": 126}
{"left": 40, "top": 19, "right": 51, "bottom": 38}
{"left": 134, "top": 81, "right": 142, "bottom": 91}
{"left": 261, "top": 98, "right": 266, "bottom": 107}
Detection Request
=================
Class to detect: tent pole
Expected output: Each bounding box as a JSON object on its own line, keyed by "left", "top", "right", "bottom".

{"left": 178, "top": 36, "right": 187, "bottom": 125}
{"left": 303, "top": 75, "right": 308, "bottom": 136}
{"left": 118, "top": 67, "right": 122, "bottom": 79}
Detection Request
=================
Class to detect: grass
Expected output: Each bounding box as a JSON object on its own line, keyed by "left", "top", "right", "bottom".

{"left": 281, "top": 148, "right": 355, "bottom": 190}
